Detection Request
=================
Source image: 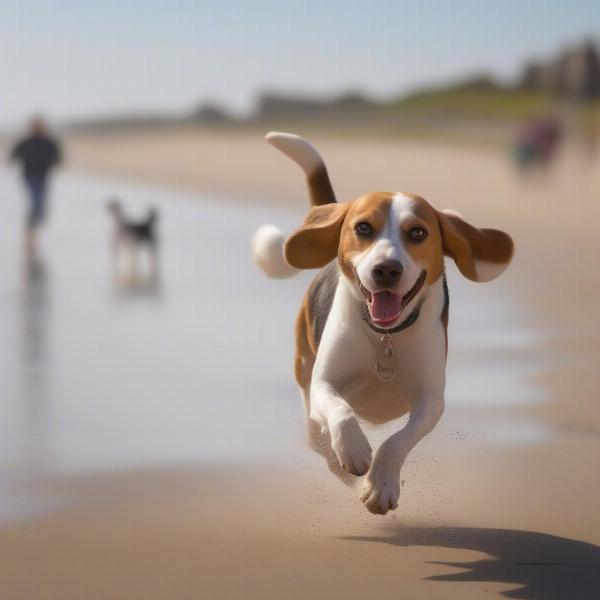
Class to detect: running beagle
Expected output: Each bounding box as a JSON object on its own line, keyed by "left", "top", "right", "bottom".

{"left": 252, "top": 133, "right": 513, "bottom": 515}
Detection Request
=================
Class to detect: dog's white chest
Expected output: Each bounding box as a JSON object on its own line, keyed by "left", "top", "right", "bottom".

{"left": 342, "top": 324, "right": 446, "bottom": 424}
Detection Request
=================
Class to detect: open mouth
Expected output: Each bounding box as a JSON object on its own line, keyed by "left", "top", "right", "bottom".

{"left": 358, "top": 270, "right": 426, "bottom": 327}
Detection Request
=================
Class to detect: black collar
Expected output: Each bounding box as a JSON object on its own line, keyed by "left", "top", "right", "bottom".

{"left": 362, "top": 296, "right": 426, "bottom": 334}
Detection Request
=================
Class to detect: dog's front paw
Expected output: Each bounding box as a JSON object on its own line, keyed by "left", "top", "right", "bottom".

{"left": 360, "top": 464, "right": 400, "bottom": 515}
{"left": 330, "top": 415, "right": 372, "bottom": 476}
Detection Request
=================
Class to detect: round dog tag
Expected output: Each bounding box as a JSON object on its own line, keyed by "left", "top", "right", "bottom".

{"left": 375, "top": 334, "right": 396, "bottom": 382}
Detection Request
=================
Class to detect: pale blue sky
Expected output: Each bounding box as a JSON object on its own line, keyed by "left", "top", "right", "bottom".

{"left": 1, "top": 0, "right": 599, "bottom": 128}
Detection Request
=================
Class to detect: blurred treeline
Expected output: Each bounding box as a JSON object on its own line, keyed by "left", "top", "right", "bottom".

{"left": 65, "top": 39, "right": 600, "bottom": 147}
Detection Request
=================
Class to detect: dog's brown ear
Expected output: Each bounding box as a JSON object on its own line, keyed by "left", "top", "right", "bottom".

{"left": 284, "top": 203, "right": 350, "bottom": 269}
{"left": 437, "top": 209, "right": 514, "bottom": 282}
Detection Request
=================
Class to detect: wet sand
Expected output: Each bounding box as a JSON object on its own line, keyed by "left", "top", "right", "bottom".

{"left": 0, "top": 131, "right": 599, "bottom": 599}
{"left": 64, "top": 128, "right": 600, "bottom": 431}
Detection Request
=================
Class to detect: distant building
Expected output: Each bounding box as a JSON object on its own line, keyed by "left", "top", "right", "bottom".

{"left": 519, "top": 40, "right": 600, "bottom": 100}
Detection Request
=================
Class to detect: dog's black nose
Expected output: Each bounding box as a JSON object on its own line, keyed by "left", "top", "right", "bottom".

{"left": 372, "top": 260, "right": 403, "bottom": 288}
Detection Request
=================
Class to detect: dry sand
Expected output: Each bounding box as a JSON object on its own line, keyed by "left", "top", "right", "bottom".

{"left": 1, "top": 129, "right": 599, "bottom": 599}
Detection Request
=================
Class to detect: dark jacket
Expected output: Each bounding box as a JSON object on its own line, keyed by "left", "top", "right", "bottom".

{"left": 10, "top": 134, "right": 62, "bottom": 179}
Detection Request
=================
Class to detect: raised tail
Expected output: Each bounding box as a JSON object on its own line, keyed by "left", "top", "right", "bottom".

{"left": 252, "top": 132, "right": 335, "bottom": 278}
{"left": 266, "top": 132, "right": 336, "bottom": 206}
{"left": 251, "top": 224, "right": 298, "bottom": 279}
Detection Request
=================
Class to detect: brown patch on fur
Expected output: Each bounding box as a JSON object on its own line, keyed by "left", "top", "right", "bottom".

{"left": 393, "top": 194, "right": 445, "bottom": 284}
{"left": 308, "top": 163, "right": 337, "bottom": 207}
{"left": 337, "top": 193, "right": 394, "bottom": 280}
{"left": 294, "top": 294, "right": 316, "bottom": 388}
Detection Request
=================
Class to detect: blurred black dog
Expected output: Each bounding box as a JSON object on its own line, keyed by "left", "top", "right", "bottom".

{"left": 107, "top": 198, "right": 158, "bottom": 247}
{"left": 107, "top": 198, "right": 159, "bottom": 281}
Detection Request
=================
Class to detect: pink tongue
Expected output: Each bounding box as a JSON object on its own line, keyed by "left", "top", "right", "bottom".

{"left": 369, "top": 291, "right": 403, "bottom": 323}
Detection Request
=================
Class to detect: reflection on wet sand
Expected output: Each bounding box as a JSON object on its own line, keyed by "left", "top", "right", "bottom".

{"left": 18, "top": 251, "right": 52, "bottom": 474}
{"left": 111, "top": 259, "right": 162, "bottom": 301}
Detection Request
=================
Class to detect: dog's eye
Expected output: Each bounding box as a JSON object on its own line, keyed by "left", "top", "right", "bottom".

{"left": 409, "top": 227, "right": 428, "bottom": 242}
{"left": 355, "top": 222, "right": 374, "bottom": 237}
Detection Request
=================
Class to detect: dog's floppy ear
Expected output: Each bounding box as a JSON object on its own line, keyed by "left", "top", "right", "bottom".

{"left": 437, "top": 209, "right": 514, "bottom": 282}
{"left": 284, "top": 203, "right": 350, "bottom": 269}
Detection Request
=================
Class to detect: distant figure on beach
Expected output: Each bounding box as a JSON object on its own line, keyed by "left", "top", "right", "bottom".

{"left": 8, "top": 117, "right": 62, "bottom": 253}
{"left": 513, "top": 115, "right": 562, "bottom": 176}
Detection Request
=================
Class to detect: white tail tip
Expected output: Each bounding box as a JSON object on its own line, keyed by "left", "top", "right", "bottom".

{"left": 251, "top": 224, "right": 298, "bottom": 279}
{"left": 265, "top": 132, "right": 323, "bottom": 175}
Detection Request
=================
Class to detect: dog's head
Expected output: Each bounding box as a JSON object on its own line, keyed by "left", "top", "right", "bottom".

{"left": 285, "top": 192, "right": 513, "bottom": 329}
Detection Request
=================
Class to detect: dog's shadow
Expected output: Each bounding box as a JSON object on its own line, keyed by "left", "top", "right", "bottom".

{"left": 342, "top": 526, "right": 600, "bottom": 599}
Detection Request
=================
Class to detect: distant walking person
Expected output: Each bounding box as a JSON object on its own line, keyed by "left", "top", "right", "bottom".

{"left": 9, "top": 117, "right": 62, "bottom": 252}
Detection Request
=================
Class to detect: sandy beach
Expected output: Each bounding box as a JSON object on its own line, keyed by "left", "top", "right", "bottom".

{"left": 0, "top": 130, "right": 599, "bottom": 599}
